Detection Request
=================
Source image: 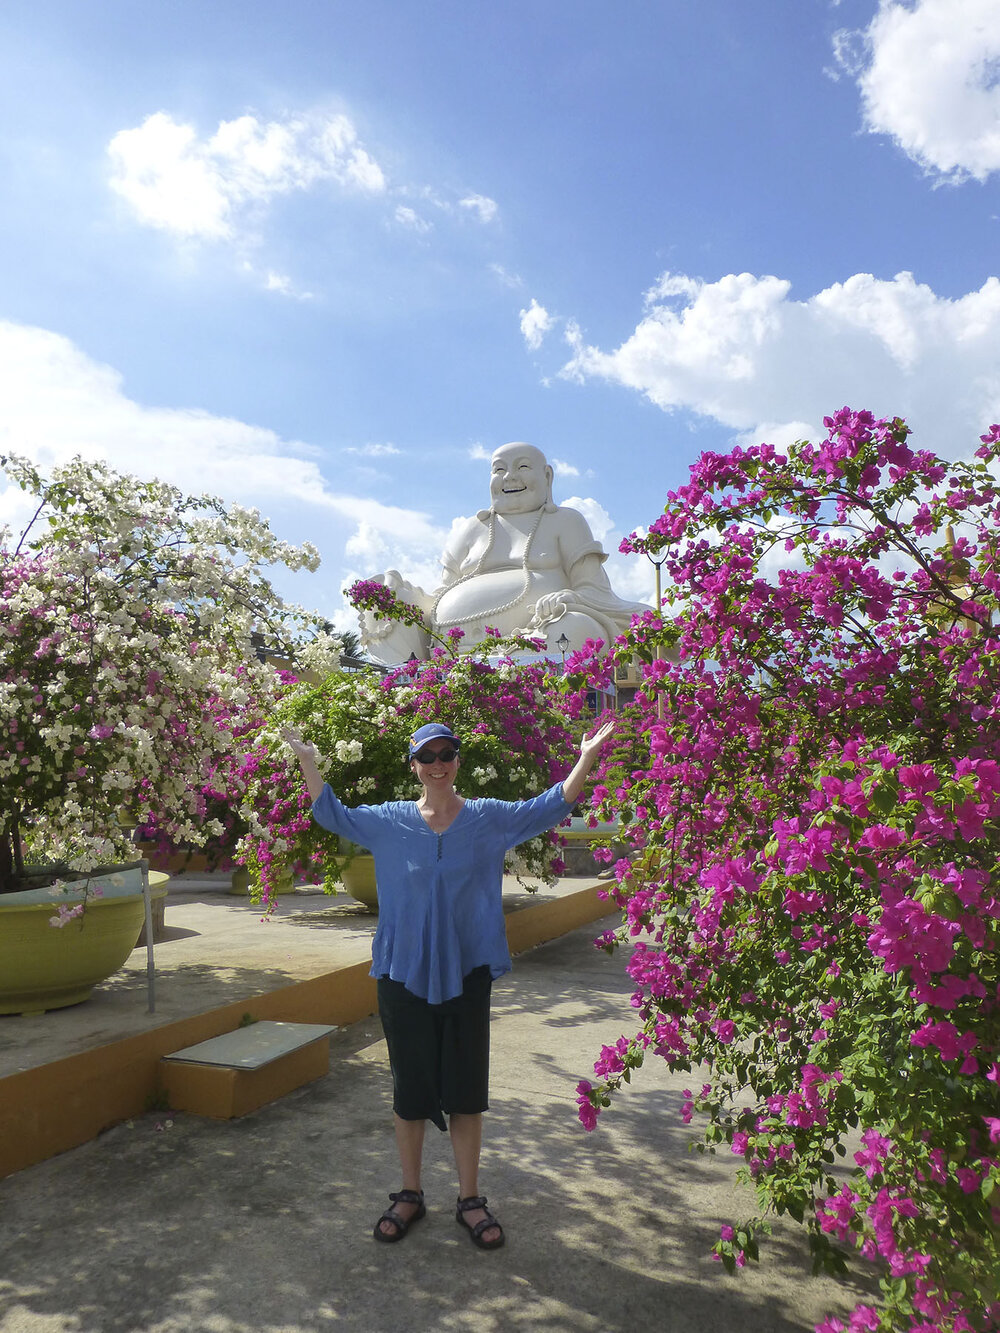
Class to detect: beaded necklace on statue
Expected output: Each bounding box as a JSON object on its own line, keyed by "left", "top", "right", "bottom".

{"left": 430, "top": 505, "right": 545, "bottom": 629}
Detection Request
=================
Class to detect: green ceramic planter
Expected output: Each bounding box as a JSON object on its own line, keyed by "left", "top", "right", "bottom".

{"left": 337, "top": 853, "right": 378, "bottom": 913}
{"left": 0, "top": 866, "right": 169, "bottom": 1015}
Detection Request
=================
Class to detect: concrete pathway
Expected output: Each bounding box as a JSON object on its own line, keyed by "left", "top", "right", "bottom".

{"left": 0, "top": 920, "right": 872, "bottom": 1333}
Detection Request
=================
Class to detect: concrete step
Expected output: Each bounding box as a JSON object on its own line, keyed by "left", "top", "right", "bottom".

{"left": 161, "top": 1020, "right": 336, "bottom": 1119}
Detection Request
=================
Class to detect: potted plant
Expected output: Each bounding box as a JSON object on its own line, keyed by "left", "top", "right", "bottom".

{"left": 235, "top": 633, "right": 578, "bottom": 911}
{"left": 0, "top": 452, "right": 337, "bottom": 1009}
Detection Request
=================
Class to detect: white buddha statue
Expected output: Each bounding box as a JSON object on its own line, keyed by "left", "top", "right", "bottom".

{"left": 359, "top": 442, "right": 648, "bottom": 663}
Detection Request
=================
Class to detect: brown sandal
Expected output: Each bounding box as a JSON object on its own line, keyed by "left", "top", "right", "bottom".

{"left": 373, "top": 1189, "right": 426, "bottom": 1243}
{"left": 456, "top": 1194, "right": 505, "bottom": 1250}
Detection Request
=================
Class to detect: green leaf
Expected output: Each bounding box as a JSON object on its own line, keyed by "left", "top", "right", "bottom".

{"left": 869, "top": 777, "right": 900, "bottom": 816}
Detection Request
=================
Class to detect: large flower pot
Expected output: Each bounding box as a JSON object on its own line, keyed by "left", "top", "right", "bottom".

{"left": 0, "top": 866, "right": 169, "bottom": 1016}
{"left": 559, "top": 816, "right": 624, "bottom": 876}
{"left": 337, "top": 853, "right": 378, "bottom": 913}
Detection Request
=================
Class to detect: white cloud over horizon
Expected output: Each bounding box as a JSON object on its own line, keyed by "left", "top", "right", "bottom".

{"left": 0, "top": 319, "right": 447, "bottom": 588}
{"left": 559, "top": 268, "right": 1000, "bottom": 458}
{"left": 0, "top": 318, "right": 646, "bottom": 615}
{"left": 561, "top": 494, "right": 653, "bottom": 604}
{"left": 836, "top": 0, "right": 1000, "bottom": 182}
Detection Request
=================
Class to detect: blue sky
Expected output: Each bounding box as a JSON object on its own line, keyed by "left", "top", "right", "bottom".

{"left": 1, "top": 0, "right": 998, "bottom": 630}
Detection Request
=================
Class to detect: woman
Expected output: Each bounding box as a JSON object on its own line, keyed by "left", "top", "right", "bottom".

{"left": 283, "top": 716, "right": 614, "bottom": 1250}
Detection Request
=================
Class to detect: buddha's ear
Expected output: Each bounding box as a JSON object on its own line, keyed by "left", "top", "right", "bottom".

{"left": 544, "top": 463, "right": 554, "bottom": 505}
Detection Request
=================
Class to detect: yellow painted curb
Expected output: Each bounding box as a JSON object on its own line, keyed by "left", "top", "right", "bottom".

{"left": 0, "top": 882, "right": 611, "bottom": 1180}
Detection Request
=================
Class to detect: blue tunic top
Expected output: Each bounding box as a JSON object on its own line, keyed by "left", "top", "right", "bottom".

{"left": 312, "top": 782, "right": 573, "bottom": 1004}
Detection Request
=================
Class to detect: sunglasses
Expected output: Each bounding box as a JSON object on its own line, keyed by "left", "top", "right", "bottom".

{"left": 412, "top": 746, "right": 459, "bottom": 764}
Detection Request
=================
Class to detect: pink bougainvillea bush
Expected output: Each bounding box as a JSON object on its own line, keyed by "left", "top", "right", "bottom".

{"left": 573, "top": 411, "right": 1000, "bottom": 1332}
{"left": 134, "top": 673, "right": 279, "bottom": 874}
{"left": 235, "top": 636, "right": 578, "bottom": 907}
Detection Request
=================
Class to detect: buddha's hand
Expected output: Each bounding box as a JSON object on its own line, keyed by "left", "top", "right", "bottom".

{"left": 531, "top": 588, "right": 578, "bottom": 624}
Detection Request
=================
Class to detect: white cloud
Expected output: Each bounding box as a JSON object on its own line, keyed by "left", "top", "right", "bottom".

{"left": 490, "top": 263, "right": 523, "bottom": 289}
{"left": 607, "top": 550, "right": 659, "bottom": 606}
{"left": 344, "top": 519, "right": 391, "bottom": 566}
{"left": 562, "top": 495, "right": 614, "bottom": 543}
{"left": 551, "top": 457, "right": 580, "bottom": 478}
{"left": 108, "top": 109, "right": 386, "bottom": 241}
{"left": 262, "top": 269, "right": 315, "bottom": 300}
{"left": 345, "top": 442, "right": 402, "bottom": 457}
{"left": 558, "top": 268, "right": 1000, "bottom": 458}
{"left": 836, "top": 0, "right": 1000, "bottom": 181}
{"left": 561, "top": 495, "right": 653, "bottom": 607}
{"left": 0, "top": 319, "right": 448, "bottom": 602}
{"left": 733, "top": 419, "right": 823, "bottom": 452}
{"left": 459, "top": 193, "right": 499, "bottom": 223}
{"left": 520, "top": 298, "right": 556, "bottom": 350}
{"left": 468, "top": 443, "right": 491, "bottom": 461}
{"left": 0, "top": 320, "right": 652, "bottom": 620}
{"left": 394, "top": 204, "right": 432, "bottom": 232}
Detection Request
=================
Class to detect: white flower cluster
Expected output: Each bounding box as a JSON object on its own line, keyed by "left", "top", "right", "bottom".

{"left": 296, "top": 631, "right": 342, "bottom": 678}
{"left": 1, "top": 452, "right": 328, "bottom": 877}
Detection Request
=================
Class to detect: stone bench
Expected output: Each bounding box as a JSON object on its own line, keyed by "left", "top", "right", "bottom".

{"left": 160, "top": 1020, "right": 336, "bottom": 1119}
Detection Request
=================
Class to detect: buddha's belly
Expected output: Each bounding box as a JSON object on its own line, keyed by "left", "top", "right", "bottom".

{"left": 435, "top": 568, "right": 565, "bottom": 631}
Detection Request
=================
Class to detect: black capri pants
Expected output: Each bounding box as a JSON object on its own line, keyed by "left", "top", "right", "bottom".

{"left": 377, "top": 965, "right": 493, "bottom": 1132}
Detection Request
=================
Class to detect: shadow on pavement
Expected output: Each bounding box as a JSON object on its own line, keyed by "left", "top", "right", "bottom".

{"left": 0, "top": 926, "right": 875, "bottom": 1333}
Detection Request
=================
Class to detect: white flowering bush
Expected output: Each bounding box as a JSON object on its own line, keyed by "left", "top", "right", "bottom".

{"left": 0, "top": 452, "right": 330, "bottom": 897}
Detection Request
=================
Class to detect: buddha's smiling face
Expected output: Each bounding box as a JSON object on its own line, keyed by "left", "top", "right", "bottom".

{"left": 490, "top": 443, "right": 552, "bottom": 514}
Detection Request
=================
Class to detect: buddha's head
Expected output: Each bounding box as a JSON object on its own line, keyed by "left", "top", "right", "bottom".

{"left": 489, "top": 442, "right": 554, "bottom": 514}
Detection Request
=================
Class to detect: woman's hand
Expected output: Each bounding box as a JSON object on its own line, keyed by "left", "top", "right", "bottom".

{"left": 579, "top": 719, "right": 615, "bottom": 763}
{"left": 562, "top": 719, "right": 616, "bottom": 807}
{"left": 281, "top": 726, "right": 320, "bottom": 763}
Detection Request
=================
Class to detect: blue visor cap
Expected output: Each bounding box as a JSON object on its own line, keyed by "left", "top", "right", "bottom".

{"left": 408, "top": 723, "right": 461, "bottom": 757}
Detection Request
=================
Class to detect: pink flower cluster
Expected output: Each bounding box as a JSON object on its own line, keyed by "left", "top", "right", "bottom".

{"left": 346, "top": 578, "right": 426, "bottom": 627}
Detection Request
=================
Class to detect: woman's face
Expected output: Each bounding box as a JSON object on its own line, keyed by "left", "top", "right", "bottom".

{"left": 410, "top": 742, "right": 460, "bottom": 791}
